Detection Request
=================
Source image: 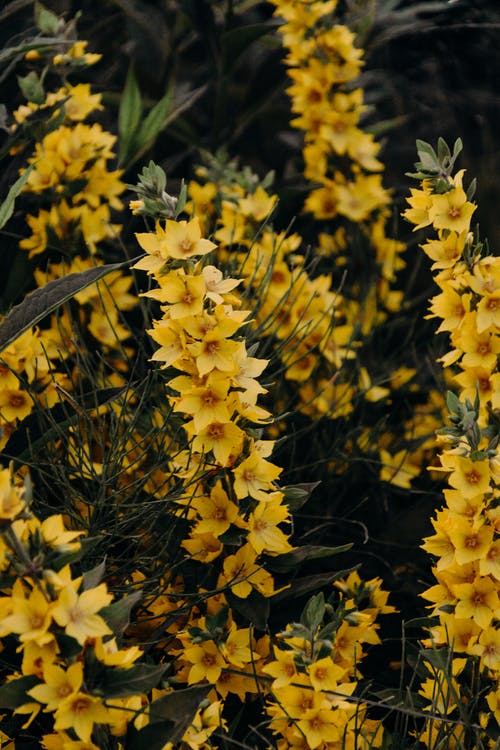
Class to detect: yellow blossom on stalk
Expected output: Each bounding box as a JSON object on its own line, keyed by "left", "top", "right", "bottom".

{"left": 247, "top": 495, "right": 293, "bottom": 555}
{"left": 0, "top": 470, "right": 26, "bottom": 522}
{"left": 174, "top": 376, "right": 231, "bottom": 431}
{"left": 379, "top": 448, "right": 420, "bottom": 489}
{"left": 402, "top": 185, "right": 433, "bottom": 230}
{"left": 190, "top": 419, "right": 245, "bottom": 466}
{"left": 262, "top": 647, "right": 298, "bottom": 688}
{"left": 439, "top": 454, "right": 491, "bottom": 499}
{"left": 452, "top": 577, "right": 500, "bottom": 628}
{"left": 135, "top": 217, "right": 216, "bottom": 269}
{"left": 51, "top": 580, "right": 112, "bottom": 644}
{"left": 308, "top": 657, "right": 345, "bottom": 692}
{"left": 222, "top": 624, "right": 253, "bottom": 667}
{"left": 470, "top": 627, "right": 500, "bottom": 670}
{"left": 219, "top": 543, "right": 275, "bottom": 598}
{"left": 233, "top": 450, "right": 282, "bottom": 501}
{"left": 184, "top": 641, "right": 225, "bottom": 684}
{"left": 297, "top": 706, "right": 340, "bottom": 749}
{"left": 147, "top": 272, "right": 206, "bottom": 319}
{"left": 421, "top": 230, "right": 467, "bottom": 270}
{"left": 0, "top": 388, "right": 33, "bottom": 423}
{"left": 53, "top": 693, "right": 109, "bottom": 742}
{"left": 191, "top": 482, "right": 241, "bottom": 537}
{"left": 28, "top": 662, "right": 83, "bottom": 712}
{"left": 448, "top": 519, "right": 493, "bottom": 565}
{"left": 427, "top": 178, "right": 476, "bottom": 234}
{"left": 1, "top": 579, "right": 54, "bottom": 645}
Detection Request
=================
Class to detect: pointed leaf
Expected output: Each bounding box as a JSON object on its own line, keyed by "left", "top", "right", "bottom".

{"left": 0, "top": 165, "right": 34, "bottom": 231}
{"left": 0, "top": 675, "right": 38, "bottom": 709}
{"left": 82, "top": 559, "right": 107, "bottom": 591}
{"left": 118, "top": 65, "right": 143, "bottom": 166}
{"left": 226, "top": 589, "right": 269, "bottom": 629}
{"left": 98, "top": 662, "right": 168, "bottom": 699}
{"left": 221, "top": 21, "right": 280, "bottom": 71}
{"left": 148, "top": 685, "right": 210, "bottom": 727}
{"left": 267, "top": 544, "right": 352, "bottom": 573}
{"left": 274, "top": 567, "right": 359, "bottom": 602}
{"left": 34, "top": 1, "right": 62, "bottom": 34}
{"left": 0, "top": 261, "right": 132, "bottom": 352}
{"left": 100, "top": 589, "right": 142, "bottom": 636}
{"left": 126, "top": 685, "right": 210, "bottom": 750}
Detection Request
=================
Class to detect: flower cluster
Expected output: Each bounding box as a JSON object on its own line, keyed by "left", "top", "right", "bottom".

{"left": 131, "top": 187, "right": 393, "bottom": 746}
{"left": 404, "top": 140, "right": 500, "bottom": 743}
{"left": 270, "top": 0, "right": 406, "bottom": 313}
{"left": 0, "top": 465, "right": 159, "bottom": 747}
{"left": 263, "top": 575, "right": 394, "bottom": 750}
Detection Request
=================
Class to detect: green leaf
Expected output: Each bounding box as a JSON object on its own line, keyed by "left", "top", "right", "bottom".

{"left": 0, "top": 260, "right": 132, "bottom": 353}
{"left": 446, "top": 390, "right": 460, "bottom": 414}
{"left": 301, "top": 592, "right": 325, "bottom": 631}
{"left": 437, "top": 137, "right": 450, "bottom": 163}
{"left": 118, "top": 65, "right": 143, "bottom": 166}
{"left": 0, "top": 675, "right": 38, "bottom": 709}
{"left": 125, "top": 721, "right": 177, "bottom": 750}
{"left": 130, "top": 88, "right": 172, "bottom": 165}
{"left": 98, "top": 662, "right": 168, "bottom": 699}
{"left": 34, "top": 1, "right": 62, "bottom": 34}
{"left": 125, "top": 685, "right": 210, "bottom": 750}
{"left": 274, "top": 567, "right": 359, "bottom": 602}
{"left": 221, "top": 21, "right": 280, "bottom": 72}
{"left": 82, "top": 559, "right": 107, "bottom": 591}
{"left": 267, "top": 543, "right": 352, "bottom": 574}
{"left": 148, "top": 685, "right": 210, "bottom": 726}
{"left": 0, "top": 165, "right": 34, "bottom": 231}
{"left": 225, "top": 589, "right": 269, "bottom": 629}
{"left": 17, "top": 71, "right": 45, "bottom": 105}
{"left": 283, "top": 482, "right": 320, "bottom": 512}
{"left": 100, "top": 590, "right": 142, "bottom": 636}
{"left": 129, "top": 85, "right": 206, "bottom": 168}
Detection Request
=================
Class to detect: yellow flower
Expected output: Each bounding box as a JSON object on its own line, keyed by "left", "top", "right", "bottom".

{"left": 247, "top": 496, "right": 293, "bottom": 556}
{"left": 308, "top": 657, "right": 345, "bottom": 692}
{"left": 191, "top": 482, "right": 240, "bottom": 537}
{"left": 0, "top": 388, "right": 33, "bottom": 422}
{"left": 296, "top": 706, "right": 340, "bottom": 749}
{"left": 428, "top": 184, "right": 476, "bottom": 234}
{"left": 192, "top": 329, "right": 240, "bottom": 376}
{"left": 379, "top": 449, "right": 420, "bottom": 489}
{"left": 233, "top": 451, "right": 282, "bottom": 501}
{"left": 453, "top": 577, "right": 499, "bottom": 628}
{"left": 28, "top": 662, "right": 83, "bottom": 712}
{"left": 52, "top": 580, "right": 113, "bottom": 644}
{"left": 219, "top": 544, "right": 275, "bottom": 598}
{"left": 0, "top": 470, "right": 26, "bottom": 522}
{"left": 1, "top": 579, "right": 54, "bottom": 645}
{"left": 184, "top": 641, "right": 225, "bottom": 684}
{"left": 191, "top": 420, "right": 245, "bottom": 466}
{"left": 261, "top": 648, "right": 297, "bottom": 688}
{"left": 402, "top": 185, "right": 433, "bottom": 231}
{"left": 448, "top": 519, "right": 493, "bottom": 565}
{"left": 136, "top": 217, "right": 216, "bottom": 263}
{"left": 223, "top": 625, "right": 253, "bottom": 667}
{"left": 470, "top": 626, "right": 500, "bottom": 670}
{"left": 174, "top": 376, "right": 231, "bottom": 431}
{"left": 146, "top": 272, "right": 206, "bottom": 319}
{"left": 54, "top": 693, "right": 109, "bottom": 742}
{"left": 440, "top": 454, "right": 491, "bottom": 499}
